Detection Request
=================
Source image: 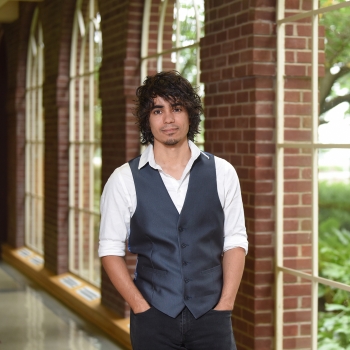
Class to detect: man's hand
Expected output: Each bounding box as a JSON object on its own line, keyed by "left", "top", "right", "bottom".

{"left": 213, "top": 247, "right": 246, "bottom": 311}
{"left": 213, "top": 301, "right": 234, "bottom": 311}
{"left": 132, "top": 300, "right": 151, "bottom": 314}
{"left": 101, "top": 255, "right": 150, "bottom": 313}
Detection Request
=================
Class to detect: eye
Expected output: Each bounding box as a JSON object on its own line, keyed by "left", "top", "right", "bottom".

{"left": 173, "top": 107, "right": 182, "bottom": 112}
{"left": 153, "top": 109, "right": 162, "bottom": 115}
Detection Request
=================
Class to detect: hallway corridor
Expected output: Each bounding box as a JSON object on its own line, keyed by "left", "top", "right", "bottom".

{"left": 0, "top": 261, "right": 126, "bottom": 350}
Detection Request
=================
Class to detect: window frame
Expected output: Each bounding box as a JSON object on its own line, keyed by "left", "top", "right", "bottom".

{"left": 141, "top": 0, "right": 204, "bottom": 149}
{"left": 25, "top": 7, "right": 44, "bottom": 255}
{"left": 141, "top": 0, "right": 202, "bottom": 84}
{"left": 68, "top": 0, "right": 102, "bottom": 286}
{"left": 275, "top": 1, "right": 350, "bottom": 349}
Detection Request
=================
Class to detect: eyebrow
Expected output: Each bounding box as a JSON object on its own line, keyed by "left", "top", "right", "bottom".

{"left": 151, "top": 103, "right": 182, "bottom": 110}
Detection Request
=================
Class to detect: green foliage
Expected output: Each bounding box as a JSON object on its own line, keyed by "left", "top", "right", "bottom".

{"left": 173, "top": 1, "right": 204, "bottom": 86}
{"left": 319, "top": 1, "right": 350, "bottom": 116}
{"left": 320, "top": 0, "right": 350, "bottom": 68}
{"left": 172, "top": 1, "right": 205, "bottom": 147}
{"left": 318, "top": 180, "right": 350, "bottom": 348}
{"left": 318, "top": 303, "right": 350, "bottom": 349}
{"left": 319, "top": 226, "right": 350, "bottom": 303}
{"left": 319, "top": 181, "right": 350, "bottom": 231}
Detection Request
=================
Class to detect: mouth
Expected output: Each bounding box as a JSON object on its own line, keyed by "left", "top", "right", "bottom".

{"left": 161, "top": 127, "right": 178, "bottom": 135}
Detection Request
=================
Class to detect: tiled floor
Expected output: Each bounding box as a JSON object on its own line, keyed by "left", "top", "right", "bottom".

{"left": 0, "top": 261, "right": 126, "bottom": 350}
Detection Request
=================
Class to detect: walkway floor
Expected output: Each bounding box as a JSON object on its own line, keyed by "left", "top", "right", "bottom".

{"left": 0, "top": 260, "right": 126, "bottom": 350}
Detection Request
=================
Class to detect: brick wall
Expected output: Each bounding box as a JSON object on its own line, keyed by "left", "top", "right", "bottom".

{"left": 0, "top": 29, "right": 8, "bottom": 252}
{"left": 99, "top": 0, "right": 143, "bottom": 317}
{"left": 201, "top": 1, "right": 319, "bottom": 349}
{"left": 3, "top": 0, "right": 74, "bottom": 273}
{"left": 201, "top": 2, "right": 277, "bottom": 348}
{"left": 99, "top": 0, "right": 178, "bottom": 317}
{"left": 2, "top": 0, "right": 325, "bottom": 347}
{"left": 3, "top": 3, "right": 35, "bottom": 249}
{"left": 41, "top": 0, "right": 75, "bottom": 274}
{"left": 281, "top": 1, "right": 324, "bottom": 349}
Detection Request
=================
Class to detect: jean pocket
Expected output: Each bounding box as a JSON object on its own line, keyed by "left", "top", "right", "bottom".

{"left": 210, "top": 309, "right": 232, "bottom": 314}
{"left": 133, "top": 306, "right": 153, "bottom": 317}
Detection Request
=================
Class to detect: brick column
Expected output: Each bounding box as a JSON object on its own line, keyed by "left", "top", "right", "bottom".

{"left": 201, "top": 1, "right": 319, "bottom": 349}
{"left": 0, "top": 30, "right": 8, "bottom": 252}
{"left": 41, "top": 0, "right": 75, "bottom": 274}
{"left": 3, "top": 3, "right": 35, "bottom": 249}
{"left": 281, "top": 1, "right": 324, "bottom": 348}
{"left": 201, "top": 1, "right": 276, "bottom": 349}
{"left": 99, "top": 0, "right": 143, "bottom": 317}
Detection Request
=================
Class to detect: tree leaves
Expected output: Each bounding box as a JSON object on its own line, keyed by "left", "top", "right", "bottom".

{"left": 318, "top": 180, "right": 350, "bottom": 348}
{"left": 319, "top": 1, "right": 350, "bottom": 119}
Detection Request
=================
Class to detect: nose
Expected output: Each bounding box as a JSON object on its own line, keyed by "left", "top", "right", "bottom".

{"left": 163, "top": 109, "right": 175, "bottom": 123}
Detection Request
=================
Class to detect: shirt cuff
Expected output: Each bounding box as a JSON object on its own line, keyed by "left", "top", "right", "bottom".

{"left": 98, "top": 239, "right": 126, "bottom": 257}
{"left": 223, "top": 235, "right": 248, "bottom": 255}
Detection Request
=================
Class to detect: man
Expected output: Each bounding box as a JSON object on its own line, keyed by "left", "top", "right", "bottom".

{"left": 99, "top": 71, "right": 248, "bottom": 350}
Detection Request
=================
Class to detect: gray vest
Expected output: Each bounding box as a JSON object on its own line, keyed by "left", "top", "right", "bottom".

{"left": 128, "top": 152, "right": 224, "bottom": 319}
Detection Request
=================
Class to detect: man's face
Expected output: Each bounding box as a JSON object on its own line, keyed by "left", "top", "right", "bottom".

{"left": 149, "top": 96, "right": 190, "bottom": 147}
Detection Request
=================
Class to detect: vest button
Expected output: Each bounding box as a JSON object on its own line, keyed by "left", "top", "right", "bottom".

{"left": 178, "top": 227, "right": 183, "bottom": 232}
{"left": 182, "top": 261, "right": 188, "bottom": 266}
{"left": 184, "top": 278, "right": 191, "bottom": 283}
{"left": 181, "top": 243, "right": 188, "bottom": 248}
{"left": 184, "top": 296, "right": 191, "bottom": 300}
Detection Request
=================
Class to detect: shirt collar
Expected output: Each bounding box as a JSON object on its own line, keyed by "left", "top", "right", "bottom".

{"left": 138, "top": 140, "right": 208, "bottom": 170}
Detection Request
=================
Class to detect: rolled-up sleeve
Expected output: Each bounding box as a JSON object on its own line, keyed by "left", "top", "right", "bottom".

{"left": 216, "top": 157, "right": 248, "bottom": 255}
{"left": 98, "top": 164, "right": 134, "bottom": 257}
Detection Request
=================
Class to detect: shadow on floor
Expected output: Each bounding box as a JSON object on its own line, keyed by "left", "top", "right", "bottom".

{"left": 0, "top": 261, "right": 126, "bottom": 350}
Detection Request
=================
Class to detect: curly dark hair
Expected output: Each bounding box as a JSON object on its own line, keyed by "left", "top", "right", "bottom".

{"left": 134, "top": 70, "right": 203, "bottom": 145}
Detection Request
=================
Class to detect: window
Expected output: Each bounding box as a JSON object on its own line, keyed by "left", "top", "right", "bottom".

{"left": 69, "top": 0, "right": 102, "bottom": 286}
{"left": 25, "top": 8, "right": 44, "bottom": 255}
{"left": 276, "top": 1, "right": 350, "bottom": 349}
{"left": 141, "top": 0, "right": 205, "bottom": 147}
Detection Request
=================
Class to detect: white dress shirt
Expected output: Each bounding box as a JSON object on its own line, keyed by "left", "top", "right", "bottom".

{"left": 98, "top": 141, "right": 248, "bottom": 257}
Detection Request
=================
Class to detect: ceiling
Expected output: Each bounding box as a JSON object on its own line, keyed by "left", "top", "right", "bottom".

{"left": 0, "top": 0, "right": 42, "bottom": 23}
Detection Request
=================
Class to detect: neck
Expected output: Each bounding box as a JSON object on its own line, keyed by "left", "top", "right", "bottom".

{"left": 153, "top": 139, "right": 191, "bottom": 179}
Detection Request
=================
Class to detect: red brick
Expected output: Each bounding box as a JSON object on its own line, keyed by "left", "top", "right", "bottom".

{"left": 284, "top": 297, "right": 298, "bottom": 309}
{"left": 284, "top": 325, "right": 298, "bottom": 336}
{"left": 300, "top": 323, "right": 311, "bottom": 335}
{"left": 284, "top": 168, "right": 300, "bottom": 179}
{"left": 284, "top": 258, "right": 312, "bottom": 270}
{"left": 285, "top": 37, "right": 307, "bottom": 49}
{"left": 301, "top": 296, "right": 312, "bottom": 308}
{"left": 284, "top": 233, "right": 311, "bottom": 245}
{"left": 283, "top": 337, "right": 311, "bottom": 349}
{"left": 284, "top": 155, "right": 312, "bottom": 167}
{"left": 283, "top": 309, "right": 311, "bottom": 323}
{"left": 302, "top": 193, "right": 311, "bottom": 205}
{"left": 284, "top": 206, "right": 311, "bottom": 218}
{"left": 254, "top": 325, "right": 274, "bottom": 337}
{"left": 284, "top": 220, "right": 299, "bottom": 232}
{"left": 284, "top": 246, "right": 298, "bottom": 257}
{"left": 285, "top": 116, "right": 301, "bottom": 128}
{"left": 284, "top": 194, "right": 299, "bottom": 205}
{"left": 253, "top": 22, "right": 272, "bottom": 35}
{"left": 301, "top": 219, "right": 312, "bottom": 231}
{"left": 285, "top": 64, "right": 306, "bottom": 76}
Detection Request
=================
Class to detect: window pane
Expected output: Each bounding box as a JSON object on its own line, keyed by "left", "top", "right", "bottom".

{"left": 176, "top": 47, "right": 198, "bottom": 86}
{"left": 69, "top": 0, "right": 102, "bottom": 287}
{"left": 319, "top": 2, "right": 350, "bottom": 144}
{"left": 319, "top": 149, "right": 350, "bottom": 286}
{"left": 318, "top": 285, "right": 350, "bottom": 349}
{"left": 93, "top": 216, "right": 101, "bottom": 285}
{"left": 93, "top": 145, "right": 101, "bottom": 213}
{"left": 25, "top": 10, "right": 44, "bottom": 255}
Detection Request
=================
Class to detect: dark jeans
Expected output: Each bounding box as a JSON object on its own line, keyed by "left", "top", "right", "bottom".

{"left": 130, "top": 306, "right": 237, "bottom": 350}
